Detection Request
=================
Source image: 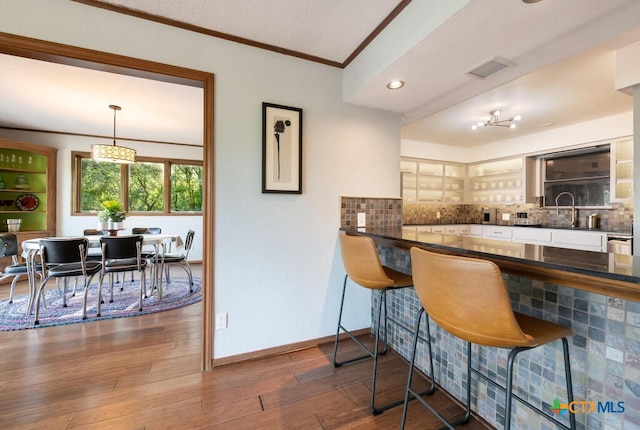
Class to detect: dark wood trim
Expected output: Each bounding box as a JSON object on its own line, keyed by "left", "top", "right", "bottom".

{"left": 202, "top": 73, "right": 215, "bottom": 371}
{"left": 0, "top": 31, "right": 215, "bottom": 371}
{"left": 0, "top": 33, "right": 209, "bottom": 87}
{"left": 341, "top": 0, "right": 413, "bottom": 67}
{"left": 212, "top": 329, "right": 370, "bottom": 368}
{"left": 0, "top": 126, "right": 202, "bottom": 148}
{"left": 72, "top": 0, "right": 343, "bottom": 68}
{"left": 71, "top": 0, "right": 412, "bottom": 69}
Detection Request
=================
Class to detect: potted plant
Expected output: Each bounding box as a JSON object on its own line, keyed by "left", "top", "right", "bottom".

{"left": 98, "top": 200, "right": 127, "bottom": 230}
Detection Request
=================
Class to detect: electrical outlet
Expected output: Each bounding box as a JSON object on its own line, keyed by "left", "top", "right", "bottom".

{"left": 502, "top": 213, "right": 511, "bottom": 221}
{"left": 436, "top": 211, "right": 441, "bottom": 219}
{"left": 357, "top": 212, "right": 366, "bottom": 228}
{"left": 215, "top": 312, "right": 227, "bottom": 330}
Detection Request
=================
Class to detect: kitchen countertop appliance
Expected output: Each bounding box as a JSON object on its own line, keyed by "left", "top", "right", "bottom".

{"left": 482, "top": 207, "right": 496, "bottom": 224}
{"left": 513, "top": 211, "right": 542, "bottom": 227}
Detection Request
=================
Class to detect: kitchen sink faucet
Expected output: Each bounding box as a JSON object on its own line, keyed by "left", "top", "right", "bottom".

{"left": 555, "top": 191, "right": 576, "bottom": 228}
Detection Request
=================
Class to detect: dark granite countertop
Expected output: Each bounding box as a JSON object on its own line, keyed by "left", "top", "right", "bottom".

{"left": 340, "top": 226, "right": 640, "bottom": 301}
{"left": 403, "top": 223, "right": 632, "bottom": 235}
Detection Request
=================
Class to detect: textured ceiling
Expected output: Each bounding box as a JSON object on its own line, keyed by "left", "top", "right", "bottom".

{"left": 2, "top": 0, "right": 640, "bottom": 147}
{"left": 94, "top": 0, "right": 403, "bottom": 64}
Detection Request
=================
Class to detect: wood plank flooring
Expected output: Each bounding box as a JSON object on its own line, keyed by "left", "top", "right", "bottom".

{"left": 0, "top": 265, "right": 490, "bottom": 429}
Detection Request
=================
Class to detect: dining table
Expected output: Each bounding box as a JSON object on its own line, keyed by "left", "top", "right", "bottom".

{"left": 21, "top": 233, "right": 183, "bottom": 314}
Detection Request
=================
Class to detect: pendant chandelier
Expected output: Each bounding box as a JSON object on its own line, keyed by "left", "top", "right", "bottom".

{"left": 92, "top": 104, "right": 136, "bottom": 164}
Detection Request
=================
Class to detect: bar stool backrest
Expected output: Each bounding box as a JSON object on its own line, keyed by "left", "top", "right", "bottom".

{"left": 410, "top": 247, "right": 534, "bottom": 348}
{"left": 339, "top": 234, "right": 394, "bottom": 289}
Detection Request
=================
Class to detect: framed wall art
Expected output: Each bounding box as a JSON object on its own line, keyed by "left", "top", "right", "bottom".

{"left": 262, "top": 102, "right": 303, "bottom": 193}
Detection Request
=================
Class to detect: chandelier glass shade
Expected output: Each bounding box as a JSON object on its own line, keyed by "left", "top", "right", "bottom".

{"left": 472, "top": 110, "right": 521, "bottom": 130}
{"left": 91, "top": 105, "right": 136, "bottom": 164}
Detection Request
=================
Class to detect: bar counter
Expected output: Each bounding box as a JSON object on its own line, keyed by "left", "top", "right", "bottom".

{"left": 340, "top": 226, "right": 640, "bottom": 302}
{"left": 339, "top": 226, "right": 640, "bottom": 430}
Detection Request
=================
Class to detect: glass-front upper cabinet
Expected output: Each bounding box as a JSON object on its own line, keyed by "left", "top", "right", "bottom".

{"left": 468, "top": 157, "right": 524, "bottom": 204}
{"left": 401, "top": 157, "right": 464, "bottom": 203}
{"left": 613, "top": 138, "right": 633, "bottom": 201}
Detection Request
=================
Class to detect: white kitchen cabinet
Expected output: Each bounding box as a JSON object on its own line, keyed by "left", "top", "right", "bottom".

{"left": 483, "top": 225, "right": 513, "bottom": 240}
{"left": 551, "top": 230, "right": 606, "bottom": 252}
{"left": 431, "top": 225, "right": 445, "bottom": 234}
{"left": 444, "top": 225, "right": 460, "bottom": 235}
{"left": 469, "top": 225, "right": 483, "bottom": 237}
{"left": 458, "top": 225, "right": 470, "bottom": 235}
{"left": 512, "top": 227, "right": 552, "bottom": 245}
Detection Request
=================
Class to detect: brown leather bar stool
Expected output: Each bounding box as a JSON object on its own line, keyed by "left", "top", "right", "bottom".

{"left": 333, "top": 233, "right": 434, "bottom": 415}
{"left": 403, "top": 247, "right": 575, "bottom": 430}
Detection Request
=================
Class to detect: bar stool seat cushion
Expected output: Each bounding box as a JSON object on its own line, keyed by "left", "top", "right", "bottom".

{"left": 382, "top": 267, "right": 413, "bottom": 288}
{"left": 515, "top": 312, "right": 573, "bottom": 346}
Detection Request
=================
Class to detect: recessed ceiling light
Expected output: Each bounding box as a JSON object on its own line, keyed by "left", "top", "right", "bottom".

{"left": 386, "top": 80, "right": 405, "bottom": 90}
{"left": 522, "top": 0, "right": 543, "bottom": 3}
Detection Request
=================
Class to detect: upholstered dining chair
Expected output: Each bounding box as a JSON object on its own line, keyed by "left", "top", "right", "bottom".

{"left": 97, "top": 235, "right": 147, "bottom": 316}
{"left": 34, "top": 237, "right": 102, "bottom": 324}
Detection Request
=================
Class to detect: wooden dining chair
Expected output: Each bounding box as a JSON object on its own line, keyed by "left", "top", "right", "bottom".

{"left": 34, "top": 237, "right": 102, "bottom": 324}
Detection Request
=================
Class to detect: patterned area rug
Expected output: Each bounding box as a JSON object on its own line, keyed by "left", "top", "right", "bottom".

{"left": 0, "top": 277, "right": 202, "bottom": 331}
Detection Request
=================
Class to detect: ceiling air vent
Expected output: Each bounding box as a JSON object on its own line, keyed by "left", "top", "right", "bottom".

{"left": 466, "top": 56, "right": 515, "bottom": 79}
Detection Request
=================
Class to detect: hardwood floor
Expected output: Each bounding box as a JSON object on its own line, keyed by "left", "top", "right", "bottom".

{"left": 0, "top": 266, "right": 490, "bottom": 429}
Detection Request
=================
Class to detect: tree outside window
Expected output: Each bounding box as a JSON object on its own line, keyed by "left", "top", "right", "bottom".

{"left": 74, "top": 152, "right": 202, "bottom": 215}
{"left": 80, "top": 158, "right": 121, "bottom": 212}
{"left": 171, "top": 164, "right": 203, "bottom": 212}
{"left": 129, "top": 162, "right": 164, "bottom": 212}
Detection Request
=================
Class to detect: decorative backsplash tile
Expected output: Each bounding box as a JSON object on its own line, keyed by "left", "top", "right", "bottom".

{"left": 403, "top": 202, "right": 632, "bottom": 233}
{"left": 340, "top": 196, "right": 403, "bottom": 229}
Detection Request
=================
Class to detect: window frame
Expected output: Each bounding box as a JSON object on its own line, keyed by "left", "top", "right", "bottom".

{"left": 72, "top": 151, "right": 203, "bottom": 216}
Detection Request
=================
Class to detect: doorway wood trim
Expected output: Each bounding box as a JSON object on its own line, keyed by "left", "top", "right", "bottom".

{"left": 0, "top": 31, "right": 216, "bottom": 371}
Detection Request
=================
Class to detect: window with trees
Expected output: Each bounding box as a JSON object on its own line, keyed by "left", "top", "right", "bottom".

{"left": 73, "top": 152, "right": 203, "bottom": 215}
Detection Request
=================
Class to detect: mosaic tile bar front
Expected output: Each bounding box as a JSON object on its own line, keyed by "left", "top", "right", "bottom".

{"left": 372, "top": 245, "right": 640, "bottom": 430}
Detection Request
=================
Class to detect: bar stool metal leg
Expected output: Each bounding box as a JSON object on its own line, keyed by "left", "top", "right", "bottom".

{"left": 504, "top": 339, "right": 576, "bottom": 430}
{"left": 332, "top": 275, "right": 387, "bottom": 369}
{"left": 401, "top": 307, "right": 449, "bottom": 430}
{"left": 333, "top": 276, "right": 394, "bottom": 414}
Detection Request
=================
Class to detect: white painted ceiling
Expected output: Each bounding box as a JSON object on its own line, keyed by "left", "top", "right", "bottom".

{"left": 2, "top": 0, "right": 640, "bottom": 148}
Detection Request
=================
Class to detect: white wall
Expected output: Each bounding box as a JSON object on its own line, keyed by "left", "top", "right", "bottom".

{"left": 402, "top": 111, "right": 633, "bottom": 163}
{"left": 1, "top": 0, "right": 402, "bottom": 358}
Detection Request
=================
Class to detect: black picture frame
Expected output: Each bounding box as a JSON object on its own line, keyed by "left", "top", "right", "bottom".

{"left": 262, "top": 102, "right": 303, "bottom": 194}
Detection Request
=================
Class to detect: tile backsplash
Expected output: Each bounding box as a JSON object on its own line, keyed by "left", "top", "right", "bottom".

{"left": 403, "top": 201, "right": 633, "bottom": 232}
{"left": 340, "top": 196, "right": 403, "bottom": 229}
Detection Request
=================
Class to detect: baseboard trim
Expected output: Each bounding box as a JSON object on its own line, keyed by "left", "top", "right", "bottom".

{"left": 211, "top": 328, "right": 371, "bottom": 368}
